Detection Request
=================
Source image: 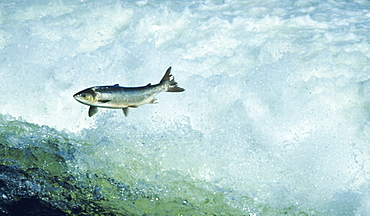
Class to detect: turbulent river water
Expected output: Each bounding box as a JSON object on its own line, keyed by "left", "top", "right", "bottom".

{"left": 1, "top": 0, "right": 370, "bottom": 215}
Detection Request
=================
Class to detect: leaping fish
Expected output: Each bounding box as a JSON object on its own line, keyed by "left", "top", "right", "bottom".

{"left": 73, "top": 67, "right": 184, "bottom": 117}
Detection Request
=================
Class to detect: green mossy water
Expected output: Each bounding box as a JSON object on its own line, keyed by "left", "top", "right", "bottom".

{"left": 0, "top": 114, "right": 248, "bottom": 215}
{"left": 0, "top": 114, "right": 316, "bottom": 215}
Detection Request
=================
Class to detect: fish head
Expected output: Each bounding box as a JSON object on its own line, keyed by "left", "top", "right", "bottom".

{"left": 73, "top": 88, "right": 98, "bottom": 105}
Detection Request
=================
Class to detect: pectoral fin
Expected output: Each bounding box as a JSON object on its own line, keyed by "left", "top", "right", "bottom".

{"left": 89, "top": 106, "right": 98, "bottom": 117}
{"left": 122, "top": 108, "right": 129, "bottom": 117}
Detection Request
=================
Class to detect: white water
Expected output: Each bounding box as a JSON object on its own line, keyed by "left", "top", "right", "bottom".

{"left": 1, "top": 0, "right": 370, "bottom": 214}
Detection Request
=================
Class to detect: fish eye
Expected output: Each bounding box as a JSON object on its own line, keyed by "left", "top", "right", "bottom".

{"left": 80, "top": 93, "right": 87, "bottom": 97}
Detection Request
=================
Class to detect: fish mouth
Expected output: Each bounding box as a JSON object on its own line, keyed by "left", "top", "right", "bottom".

{"left": 73, "top": 95, "right": 83, "bottom": 103}
{"left": 73, "top": 93, "right": 82, "bottom": 100}
{"left": 73, "top": 93, "right": 88, "bottom": 104}
{"left": 73, "top": 97, "right": 93, "bottom": 107}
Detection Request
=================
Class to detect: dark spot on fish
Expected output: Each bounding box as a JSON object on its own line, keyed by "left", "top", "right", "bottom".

{"left": 98, "top": 100, "right": 111, "bottom": 103}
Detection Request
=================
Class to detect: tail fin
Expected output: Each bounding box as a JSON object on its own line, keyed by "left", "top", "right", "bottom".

{"left": 160, "top": 66, "right": 185, "bottom": 92}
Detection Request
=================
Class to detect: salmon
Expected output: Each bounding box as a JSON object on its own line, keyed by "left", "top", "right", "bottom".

{"left": 73, "top": 67, "right": 184, "bottom": 117}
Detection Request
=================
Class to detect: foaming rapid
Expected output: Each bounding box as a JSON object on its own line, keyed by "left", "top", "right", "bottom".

{"left": 0, "top": 0, "right": 370, "bottom": 215}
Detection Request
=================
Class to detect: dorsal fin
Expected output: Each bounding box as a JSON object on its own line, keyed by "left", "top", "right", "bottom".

{"left": 114, "top": 84, "right": 119, "bottom": 86}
